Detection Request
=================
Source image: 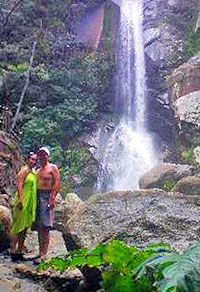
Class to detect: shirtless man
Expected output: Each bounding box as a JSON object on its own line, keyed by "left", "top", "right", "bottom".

{"left": 36, "top": 147, "right": 60, "bottom": 262}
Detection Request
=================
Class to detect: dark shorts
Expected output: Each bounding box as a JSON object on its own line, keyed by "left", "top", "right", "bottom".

{"left": 35, "top": 189, "right": 54, "bottom": 228}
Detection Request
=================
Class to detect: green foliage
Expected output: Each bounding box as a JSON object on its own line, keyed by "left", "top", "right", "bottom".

{"left": 161, "top": 180, "right": 176, "bottom": 192}
{"left": 20, "top": 51, "right": 114, "bottom": 148}
{"left": 40, "top": 240, "right": 174, "bottom": 292}
{"left": 136, "top": 241, "right": 200, "bottom": 292}
{"left": 181, "top": 148, "right": 194, "bottom": 164}
{"left": 185, "top": 30, "right": 200, "bottom": 58}
{"left": 0, "top": 0, "right": 115, "bottom": 196}
{"left": 65, "top": 148, "right": 90, "bottom": 175}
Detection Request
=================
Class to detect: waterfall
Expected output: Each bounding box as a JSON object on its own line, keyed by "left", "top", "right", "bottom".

{"left": 97, "top": 0, "right": 160, "bottom": 191}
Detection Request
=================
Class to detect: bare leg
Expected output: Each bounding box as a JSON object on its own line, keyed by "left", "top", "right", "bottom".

{"left": 38, "top": 227, "right": 50, "bottom": 259}
{"left": 10, "top": 235, "right": 18, "bottom": 253}
{"left": 17, "top": 229, "right": 27, "bottom": 254}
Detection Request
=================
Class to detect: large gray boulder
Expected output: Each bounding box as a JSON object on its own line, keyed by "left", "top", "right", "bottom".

{"left": 173, "top": 176, "right": 200, "bottom": 196}
{"left": 139, "top": 163, "right": 193, "bottom": 189}
{"left": 62, "top": 190, "right": 200, "bottom": 249}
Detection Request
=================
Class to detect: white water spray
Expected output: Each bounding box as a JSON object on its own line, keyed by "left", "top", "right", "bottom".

{"left": 97, "top": 0, "right": 160, "bottom": 191}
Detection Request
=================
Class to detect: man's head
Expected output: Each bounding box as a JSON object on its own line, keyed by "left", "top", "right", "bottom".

{"left": 37, "top": 147, "right": 50, "bottom": 165}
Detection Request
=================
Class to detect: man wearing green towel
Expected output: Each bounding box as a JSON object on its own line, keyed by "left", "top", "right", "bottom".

{"left": 35, "top": 147, "right": 60, "bottom": 263}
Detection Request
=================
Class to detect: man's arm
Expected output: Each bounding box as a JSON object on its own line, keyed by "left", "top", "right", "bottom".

{"left": 50, "top": 164, "right": 61, "bottom": 204}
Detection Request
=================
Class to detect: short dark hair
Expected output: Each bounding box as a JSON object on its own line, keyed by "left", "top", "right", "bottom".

{"left": 27, "top": 151, "right": 35, "bottom": 160}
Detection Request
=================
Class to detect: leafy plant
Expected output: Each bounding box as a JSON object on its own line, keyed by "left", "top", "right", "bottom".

{"left": 161, "top": 179, "right": 176, "bottom": 192}
{"left": 40, "top": 240, "right": 200, "bottom": 291}
{"left": 136, "top": 240, "right": 200, "bottom": 292}
{"left": 181, "top": 148, "right": 194, "bottom": 164}
{"left": 185, "top": 30, "right": 200, "bottom": 58}
{"left": 65, "top": 148, "right": 90, "bottom": 175}
{"left": 40, "top": 240, "right": 173, "bottom": 292}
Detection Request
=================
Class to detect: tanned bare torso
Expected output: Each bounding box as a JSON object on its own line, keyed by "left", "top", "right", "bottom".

{"left": 37, "top": 162, "right": 56, "bottom": 190}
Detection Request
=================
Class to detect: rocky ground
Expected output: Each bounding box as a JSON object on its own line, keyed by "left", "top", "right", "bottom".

{"left": 0, "top": 230, "right": 76, "bottom": 292}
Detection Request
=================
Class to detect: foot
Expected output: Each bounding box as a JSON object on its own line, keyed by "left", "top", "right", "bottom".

{"left": 10, "top": 253, "right": 27, "bottom": 262}
{"left": 33, "top": 257, "right": 44, "bottom": 265}
{"left": 33, "top": 256, "right": 47, "bottom": 265}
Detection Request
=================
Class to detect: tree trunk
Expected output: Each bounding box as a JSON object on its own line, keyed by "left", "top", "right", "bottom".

{"left": 11, "top": 40, "right": 37, "bottom": 132}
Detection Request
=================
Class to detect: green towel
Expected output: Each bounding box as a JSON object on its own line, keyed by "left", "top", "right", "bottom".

{"left": 11, "top": 170, "right": 37, "bottom": 235}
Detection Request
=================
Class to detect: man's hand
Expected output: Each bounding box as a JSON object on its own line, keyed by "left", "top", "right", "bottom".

{"left": 49, "top": 196, "right": 55, "bottom": 209}
{"left": 49, "top": 201, "right": 55, "bottom": 209}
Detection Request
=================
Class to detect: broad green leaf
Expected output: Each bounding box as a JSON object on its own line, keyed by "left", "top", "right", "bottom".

{"left": 101, "top": 269, "right": 134, "bottom": 292}
{"left": 86, "top": 244, "right": 106, "bottom": 267}
{"left": 103, "top": 240, "right": 138, "bottom": 273}
{"left": 135, "top": 253, "right": 178, "bottom": 280}
{"left": 145, "top": 242, "right": 173, "bottom": 254}
{"left": 69, "top": 248, "right": 88, "bottom": 267}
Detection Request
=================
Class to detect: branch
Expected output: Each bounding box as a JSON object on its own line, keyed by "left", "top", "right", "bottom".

{"left": 2, "top": 0, "right": 24, "bottom": 29}
{"left": 11, "top": 40, "right": 37, "bottom": 132}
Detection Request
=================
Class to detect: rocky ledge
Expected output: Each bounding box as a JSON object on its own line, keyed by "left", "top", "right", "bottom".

{"left": 62, "top": 189, "right": 200, "bottom": 250}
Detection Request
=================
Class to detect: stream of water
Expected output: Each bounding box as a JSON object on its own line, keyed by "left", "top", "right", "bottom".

{"left": 97, "top": 0, "right": 160, "bottom": 191}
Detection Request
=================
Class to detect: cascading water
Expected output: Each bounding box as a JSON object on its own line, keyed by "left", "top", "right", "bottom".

{"left": 97, "top": 0, "right": 160, "bottom": 191}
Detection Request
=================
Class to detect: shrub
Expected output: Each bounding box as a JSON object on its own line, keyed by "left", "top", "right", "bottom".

{"left": 161, "top": 179, "right": 176, "bottom": 192}
{"left": 40, "top": 239, "right": 200, "bottom": 291}
{"left": 40, "top": 240, "right": 173, "bottom": 292}
{"left": 181, "top": 148, "right": 194, "bottom": 164}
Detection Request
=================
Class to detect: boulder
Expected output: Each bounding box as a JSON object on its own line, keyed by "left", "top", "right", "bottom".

{"left": 139, "top": 163, "right": 193, "bottom": 189}
{"left": 173, "top": 176, "right": 200, "bottom": 196}
{"left": 0, "top": 205, "right": 12, "bottom": 250}
{"left": 0, "top": 278, "right": 21, "bottom": 292}
{"left": 194, "top": 146, "right": 200, "bottom": 165}
{"left": 62, "top": 190, "right": 200, "bottom": 249}
{"left": 169, "top": 53, "right": 200, "bottom": 102}
{"left": 174, "top": 91, "right": 200, "bottom": 127}
{"left": 53, "top": 193, "right": 65, "bottom": 231}
{"left": 62, "top": 193, "right": 83, "bottom": 251}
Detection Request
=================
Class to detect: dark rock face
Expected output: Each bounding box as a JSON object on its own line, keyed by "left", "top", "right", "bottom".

{"left": 63, "top": 190, "right": 200, "bottom": 249}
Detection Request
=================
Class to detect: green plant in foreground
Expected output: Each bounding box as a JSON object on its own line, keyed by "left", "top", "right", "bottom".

{"left": 135, "top": 240, "right": 200, "bottom": 292}
{"left": 40, "top": 240, "right": 173, "bottom": 292}
{"left": 40, "top": 240, "right": 200, "bottom": 291}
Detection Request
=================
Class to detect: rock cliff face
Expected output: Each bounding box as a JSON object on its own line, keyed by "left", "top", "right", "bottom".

{"left": 0, "top": 131, "right": 21, "bottom": 250}
{"left": 0, "top": 132, "right": 21, "bottom": 194}
{"left": 170, "top": 54, "right": 200, "bottom": 128}
{"left": 169, "top": 53, "right": 200, "bottom": 163}
{"left": 144, "top": 0, "right": 200, "bottom": 149}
